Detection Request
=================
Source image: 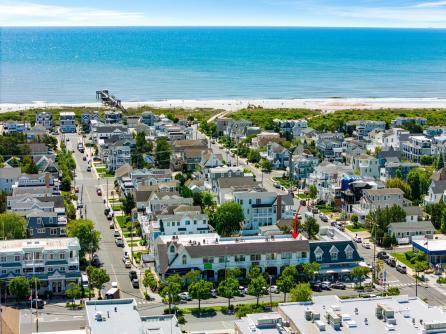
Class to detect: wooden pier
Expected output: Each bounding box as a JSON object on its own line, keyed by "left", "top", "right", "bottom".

{"left": 96, "top": 90, "right": 127, "bottom": 112}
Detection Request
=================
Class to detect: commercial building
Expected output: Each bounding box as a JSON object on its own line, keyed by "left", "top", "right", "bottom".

{"left": 85, "top": 299, "right": 180, "bottom": 334}
{"left": 0, "top": 238, "right": 80, "bottom": 294}
{"left": 278, "top": 294, "right": 446, "bottom": 334}
{"left": 154, "top": 233, "right": 309, "bottom": 281}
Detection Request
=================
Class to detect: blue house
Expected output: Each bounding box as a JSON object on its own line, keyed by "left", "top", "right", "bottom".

{"left": 25, "top": 210, "right": 67, "bottom": 238}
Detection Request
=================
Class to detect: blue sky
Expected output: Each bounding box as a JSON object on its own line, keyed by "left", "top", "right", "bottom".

{"left": 1, "top": 0, "right": 446, "bottom": 28}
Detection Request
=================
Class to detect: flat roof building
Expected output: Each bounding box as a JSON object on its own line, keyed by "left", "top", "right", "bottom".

{"left": 278, "top": 294, "right": 446, "bottom": 334}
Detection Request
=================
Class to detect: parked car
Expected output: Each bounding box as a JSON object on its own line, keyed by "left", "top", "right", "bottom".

{"left": 30, "top": 299, "right": 44, "bottom": 309}
{"left": 104, "top": 208, "right": 110, "bottom": 216}
{"left": 122, "top": 254, "right": 129, "bottom": 263}
{"left": 362, "top": 241, "right": 371, "bottom": 249}
{"left": 353, "top": 236, "right": 362, "bottom": 243}
{"left": 331, "top": 282, "right": 346, "bottom": 290}
{"left": 74, "top": 186, "right": 79, "bottom": 193}
{"left": 91, "top": 257, "right": 101, "bottom": 267}
{"left": 385, "top": 257, "right": 396, "bottom": 267}
{"left": 312, "top": 208, "right": 319, "bottom": 214}
{"left": 310, "top": 282, "right": 322, "bottom": 292}
{"left": 132, "top": 278, "right": 139, "bottom": 288}
{"left": 331, "top": 221, "right": 337, "bottom": 227}
{"left": 96, "top": 188, "right": 102, "bottom": 196}
{"left": 377, "top": 251, "right": 389, "bottom": 260}
{"left": 178, "top": 292, "right": 192, "bottom": 301}
{"left": 238, "top": 286, "right": 247, "bottom": 296}
{"left": 129, "top": 270, "right": 137, "bottom": 281}
{"left": 111, "top": 281, "right": 118, "bottom": 288}
{"left": 124, "top": 260, "right": 131, "bottom": 268}
{"left": 86, "top": 166, "right": 91, "bottom": 172}
{"left": 109, "top": 222, "right": 114, "bottom": 229}
{"left": 211, "top": 289, "right": 217, "bottom": 297}
{"left": 396, "top": 264, "right": 407, "bottom": 274}
{"left": 115, "top": 238, "right": 124, "bottom": 247}
{"left": 319, "top": 214, "right": 329, "bottom": 222}
{"left": 83, "top": 156, "right": 87, "bottom": 161}
{"left": 321, "top": 281, "right": 331, "bottom": 290}
{"left": 113, "top": 230, "right": 120, "bottom": 238}
{"left": 270, "top": 285, "right": 279, "bottom": 294}
{"left": 300, "top": 200, "right": 306, "bottom": 206}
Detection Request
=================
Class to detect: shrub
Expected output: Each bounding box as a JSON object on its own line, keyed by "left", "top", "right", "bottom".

{"left": 177, "top": 315, "right": 186, "bottom": 324}
{"left": 405, "top": 251, "right": 416, "bottom": 262}
{"left": 437, "top": 277, "right": 446, "bottom": 284}
{"left": 385, "top": 287, "right": 400, "bottom": 296}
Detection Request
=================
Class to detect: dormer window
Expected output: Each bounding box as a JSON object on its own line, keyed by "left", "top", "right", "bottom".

{"left": 169, "top": 245, "right": 175, "bottom": 253}
{"left": 329, "top": 246, "right": 339, "bottom": 261}
{"left": 314, "top": 246, "right": 324, "bottom": 262}
{"left": 345, "top": 244, "right": 354, "bottom": 260}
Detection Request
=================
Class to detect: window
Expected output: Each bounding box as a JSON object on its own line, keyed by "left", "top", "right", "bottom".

{"left": 185, "top": 220, "right": 190, "bottom": 225}
{"left": 14, "top": 255, "right": 20, "bottom": 261}
{"left": 182, "top": 255, "right": 187, "bottom": 265}
{"left": 256, "top": 199, "right": 261, "bottom": 205}
{"left": 329, "top": 246, "right": 339, "bottom": 261}
{"left": 302, "top": 252, "right": 307, "bottom": 258}
{"left": 1, "top": 270, "right": 6, "bottom": 274}
{"left": 24, "top": 253, "right": 32, "bottom": 260}
{"left": 203, "top": 257, "right": 214, "bottom": 264}
{"left": 250, "top": 254, "right": 261, "bottom": 261}
{"left": 345, "top": 246, "right": 354, "bottom": 260}
{"left": 0, "top": 256, "right": 6, "bottom": 262}
{"left": 37, "top": 228, "right": 45, "bottom": 234}
{"left": 194, "top": 220, "right": 197, "bottom": 225}
{"left": 29, "top": 229, "right": 34, "bottom": 236}
{"left": 235, "top": 255, "right": 245, "bottom": 262}
{"left": 60, "top": 267, "right": 65, "bottom": 272}
{"left": 49, "top": 253, "right": 54, "bottom": 260}
{"left": 170, "top": 245, "right": 175, "bottom": 253}
{"left": 50, "top": 228, "right": 58, "bottom": 235}
{"left": 60, "top": 253, "right": 65, "bottom": 260}
{"left": 48, "top": 267, "right": 53, "bottom": 272}
{"left": 266, "top": 253, "right": 276, "bottom": 260}
{"left": 282, "top": 252, "right": 292, "bottom": 260}
{"left": 240, "top": 199, "right": 244, "bottom": 205}
{"left": 219, "top": 256, "right": 226, "bottom": 263}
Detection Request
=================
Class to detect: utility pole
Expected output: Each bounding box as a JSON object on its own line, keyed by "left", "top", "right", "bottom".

{"left": 35, "top": 277, "right": 39, "bottom": 333}
{"left": 269, "top": 275, "right": 272, "bottom": 310}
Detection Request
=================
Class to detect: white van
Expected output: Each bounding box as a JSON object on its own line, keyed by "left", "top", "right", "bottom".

{"left": 81, "top": 273, "right": 89, "bottom": 289}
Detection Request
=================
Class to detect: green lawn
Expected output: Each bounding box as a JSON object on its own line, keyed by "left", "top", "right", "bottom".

{"left": 346, "top": 225, "right": 367, "bottom": 232}
{"left": 115, "top": 215, "right": 128, "bottom": 228}
{"left": 391, "top": 252, "right": 415, "bottom": 269}
{"left": 315, "top": 204, "right": 335, "bottom": 214}
{"left": 273, "top": 177, "right": 292, "bottom": 189}
{"left": 111, "top": 204, "right": 122, "bottom": 211}
{"left": 297, "top": 193, "right": 310, "bottom": 199}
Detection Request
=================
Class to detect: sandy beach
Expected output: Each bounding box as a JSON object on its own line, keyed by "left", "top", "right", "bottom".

{"left": 2, "top": 97, "right": 446, "bottom": 113}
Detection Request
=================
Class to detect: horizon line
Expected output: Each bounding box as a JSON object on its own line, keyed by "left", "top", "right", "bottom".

{"left": 1, "top": 25, "right": 446, "bottom": 30}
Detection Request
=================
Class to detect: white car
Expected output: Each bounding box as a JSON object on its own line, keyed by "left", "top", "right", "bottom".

{"left": 124, "top": 260, "right": 131, "bottom": 268}
{"left": 362, "top": 241, "right": 371, "bottom": 249}
{"left": 238, "top": 286, "right": 247, "bottom": 296}
{"left": 270, "top": 285, "right": 279, "bottom": 294}
{"left": 178, "top": 292, "right": 192, "bottom": 301}
{"left": 111, "top": 281, "right": 118, "bottom": 288}
{"left": 353, "top": 236, "right": 362, "bottom": 243}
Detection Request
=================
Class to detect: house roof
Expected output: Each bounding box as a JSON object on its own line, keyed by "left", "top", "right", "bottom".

{"left": 0, "top": 167, "right": 21, "bottom": 179}
{"left": 364, "top": 188, "right": 404, "bottom": 196}
{"left": 278, "top": 194, "right": 294, "bottom": 206}
{"left": 28, "top": 143, "right": 48, "bottom": 155}
{"left": 134, "top": 190, "right": 156, "bottom": 202}
{"left": 115, "top": 164, "right": 133, "bottom": 179}
{"left": 217, "top": 176, "right": 259, "bottom": 189}
{"left": 388, "top": 221, "right": 435, "bottom": 231}
{"left": 173, "top": 205, "right": 202, "bottom": 214}
{"left": 403, "top": 206, "right": 423, "bottom": 217}
{"left": 430, "top": 180, "right": 446, "bottom": 194}
{"left": 432, "top": 168, "right": 446, "bottom": 182}
{"left": 309, "top": 241, "right": 363, "bottom": 263}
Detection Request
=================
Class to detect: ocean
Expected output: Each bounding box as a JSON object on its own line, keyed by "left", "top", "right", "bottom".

{"left": 1, "top": 27, "right": 446, "bottom": 103}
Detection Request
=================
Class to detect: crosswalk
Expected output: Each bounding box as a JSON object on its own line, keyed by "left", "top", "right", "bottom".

{"left": 385, "top": 280, "right": 416, "bottom": 288}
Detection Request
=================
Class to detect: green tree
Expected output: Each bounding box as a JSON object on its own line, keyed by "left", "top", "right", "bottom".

{"left": 351, "top": 266, "right": 370, "bottom": 287}
{"left": 155, "top": 138, "right": 171, "bottom": 169}
{"left": 277, "top": 266, "right": 297, "bottom": 302}
{"left": 290, "top": 283, "right": 312, "bottom": 302}
{"left": 67, "top": 219, "right": 100, "bottom": 260}
{"left": 60, "top": 176, "right": 72, "bottom": 192}
{"left": 303, "top": 262, "right": 320, "bottom": 282}
{"left": 8, "top": 276, "right": 30, "bottom": 302}
{"left": 66, "top": 282, "right": 82, "bottom": 307}
{"left": 386, "top": 178, "right": 411, "bottom": 199}
{"left": 217, "top": 277, "right": 239, "bottom": 309}
{"left": 365, "top": 205, "right": 406, "bottom": 246}
{"left": 184, "top": 270, "right": 201, "bottom": 285}
{"left": 122, "top": 193, "right": 136, "bottom": 216}
{"left": 351, "top": 214, "right": 360, "bottom": 229}
{"left": 437, "top": 154, "right": 445, "bottom": 170}
{"left": 87, "top": 266, "right": 110, "bottom": 299}
{"left": 188, "top": 279, "right": 213, "bottom": 314}
{"left": 21, "top": 156, "right": 39, "bottom": 174}
{"left": 212, "top": 201, "right": 244, "bottom": 236}
{"left": 247, "top": 266, "right": 267, "bottom": 306}
{"left": 0, "top": 212, "right": 27, "bottom": 239}
{"left": 200, "top": 192, "right": 215, "bottom": 211}
{"left": 0, "top": 191, "right": 6, "bottom": 213}
{"left": 308, "top": 184, "right": 318, "bottom": 202}
{"left": 303, "top": 217, "right": 319, "bottom": 240}
{"left": 407, "top": 168, "right": 432, "bottom": 203}
{"left": 247, "top": 150, "right": 261, "bottom": 163}
{"left": 260, "top": 159, "right": 272, "bottom": 173}
{"left": 160, "top": 274, "right": 183, "bottom": 314}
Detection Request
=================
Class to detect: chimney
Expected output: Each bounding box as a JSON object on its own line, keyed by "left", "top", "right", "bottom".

{"left": 276, "top": 195, "right": 282, "bottom": 220}
{"left": 44, "top": 172, "right": 50, "bottom": 188}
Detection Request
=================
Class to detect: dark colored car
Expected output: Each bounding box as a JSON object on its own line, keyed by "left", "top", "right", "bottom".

{"left": 30, "top": 299, "right": 44, "bottom": 309}
{"left": 132, "top": 278, "right": 140, "bottom": 288}
{"left": 300, "top": 200, "right": 307, "bottom": 206}
{"left": 129, "top": 270, "right": 137, "bottom": 281}
{"left": 385, "top": 257, "right": 396, "bottom": 267}
{"left": 91, "top": 257, "right": 101, "bottom": 267}
{"left": 377, "top": 251, "right": 389, "bottom": 260}
{"left": 331, "top": 282, "right": 346, "bottom": 290}
{"left": 104, "top": 208, "right": 110, "bottom": 216}
{"left": 310, "top": 282, "right": 322, "bottom": 292}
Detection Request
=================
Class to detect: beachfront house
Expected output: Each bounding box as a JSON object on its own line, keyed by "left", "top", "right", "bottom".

{"left": 59, "top": 112, "right": 76, "bottom": 133}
